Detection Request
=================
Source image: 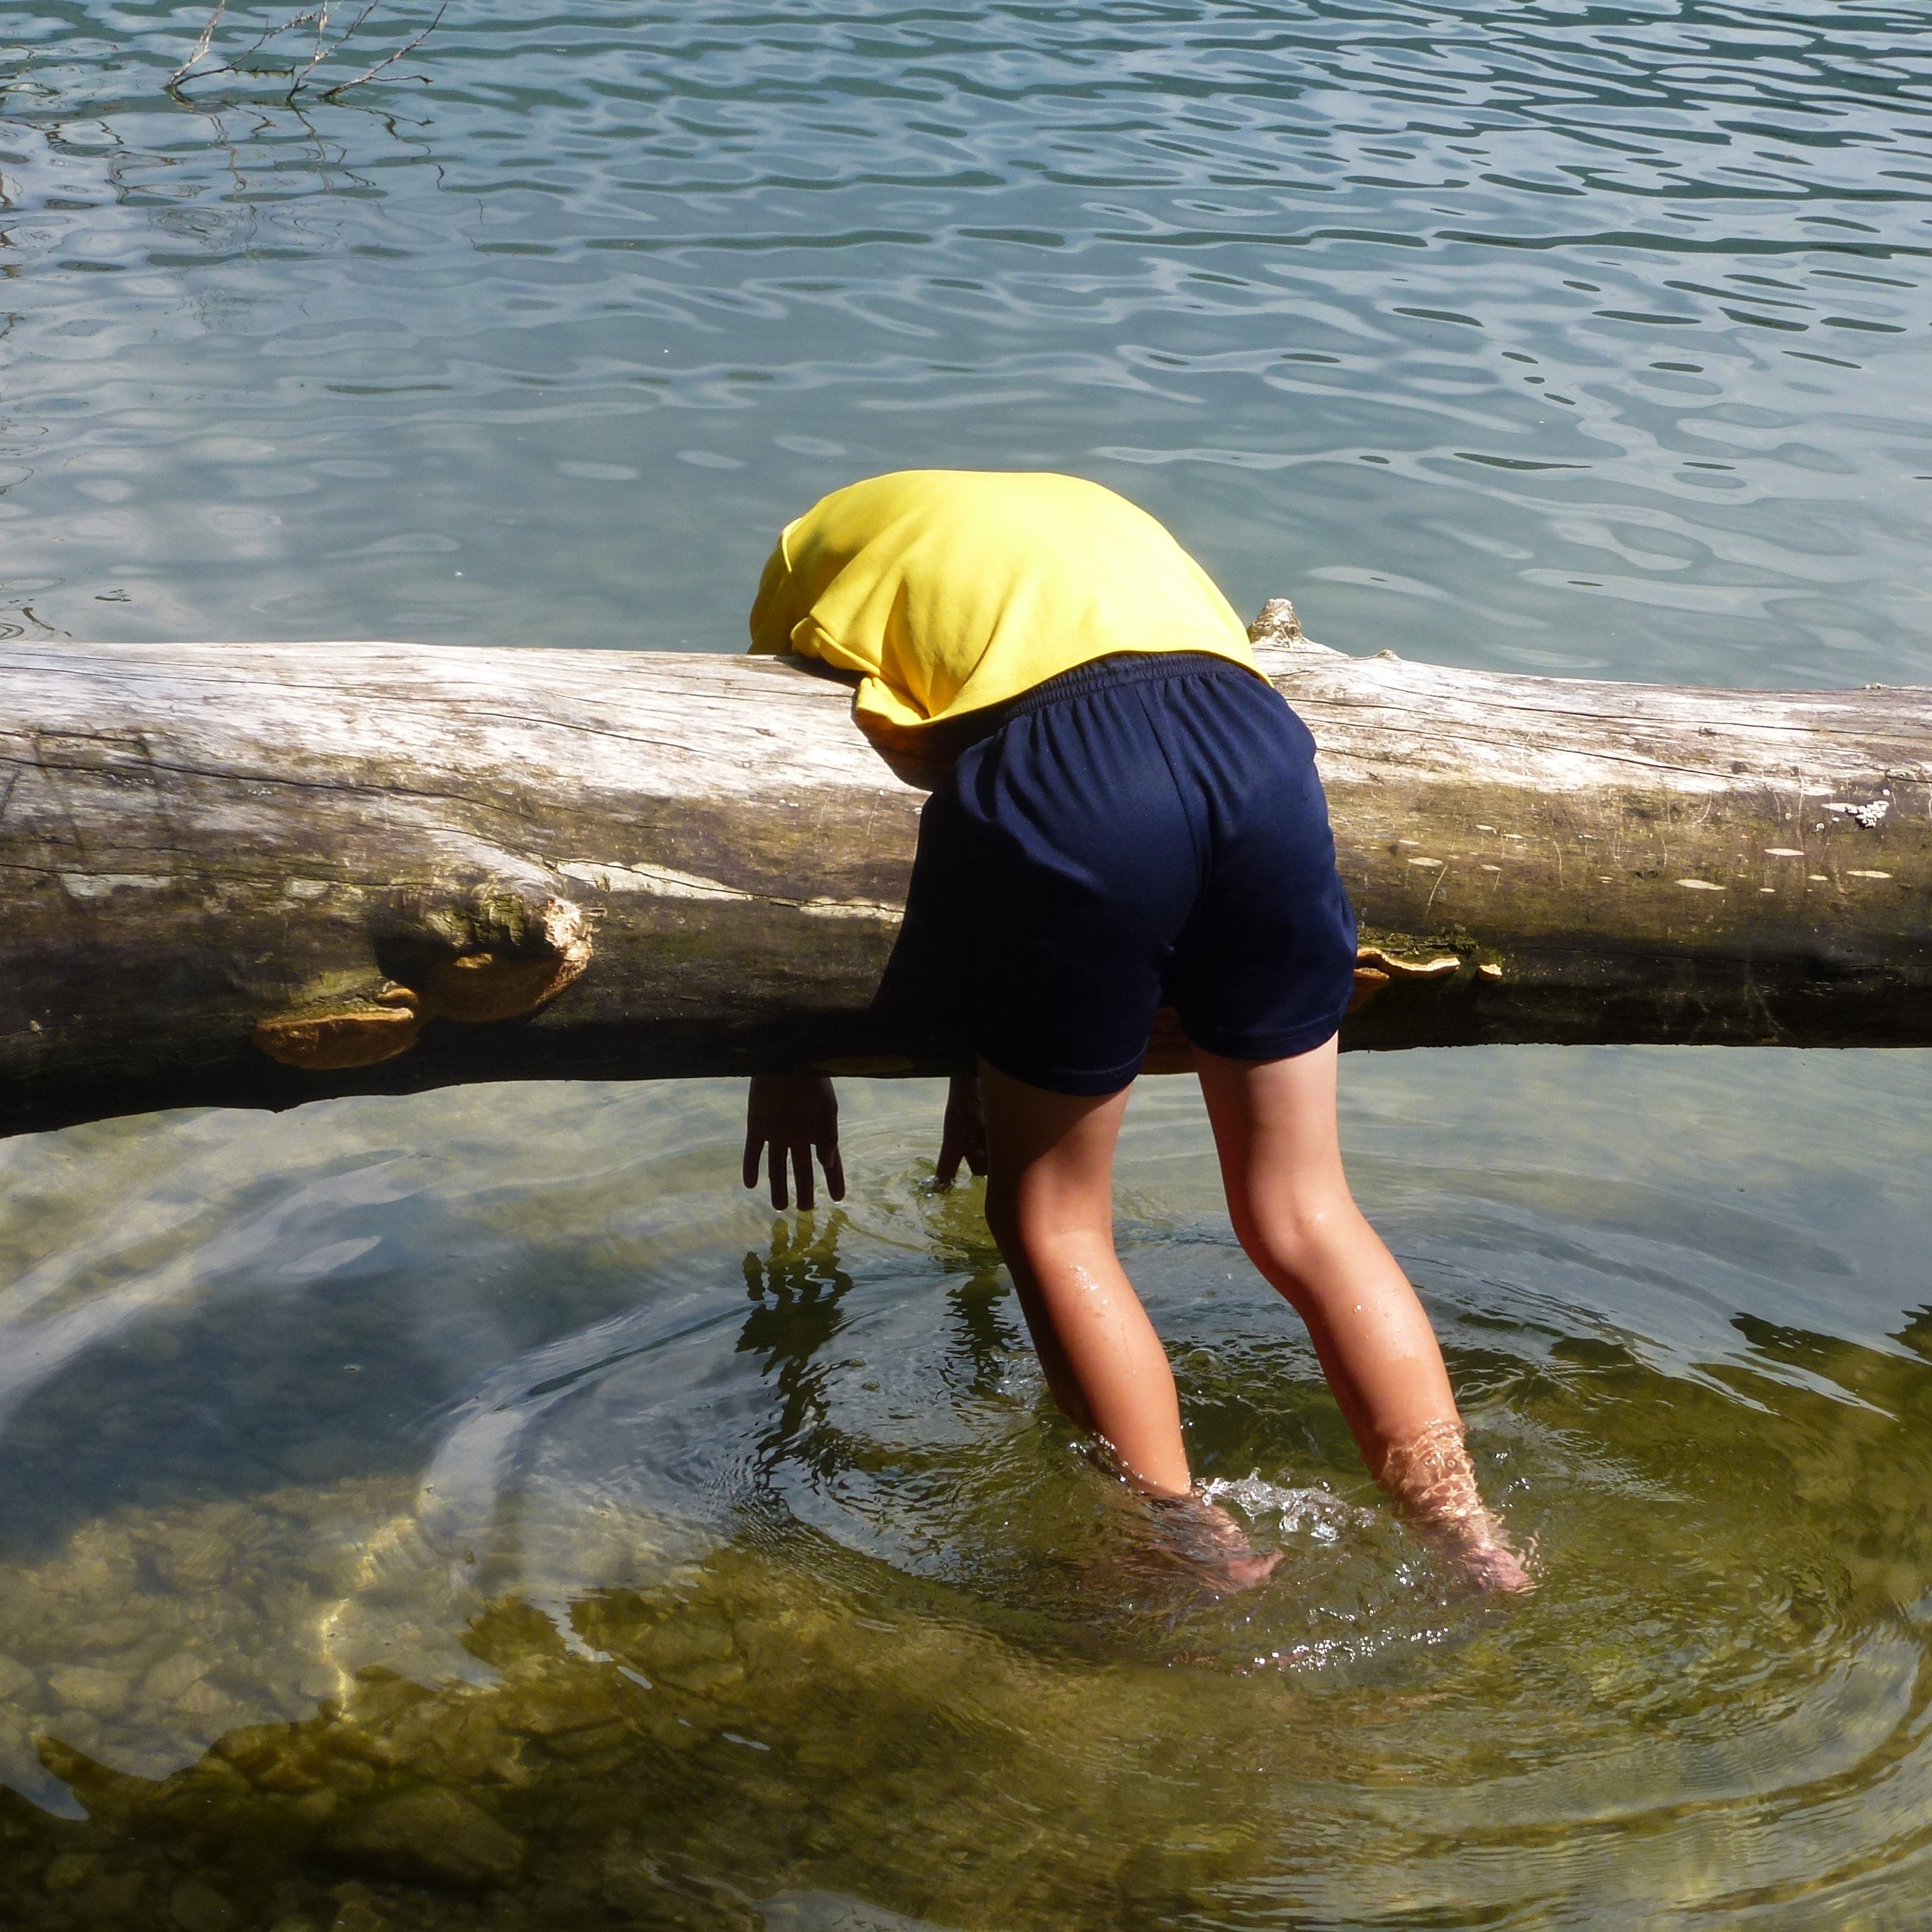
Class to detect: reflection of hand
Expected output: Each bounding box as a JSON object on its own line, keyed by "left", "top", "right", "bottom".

{"left": 743, "top": 1074, "right": 845, "bottom": 1210}
{"left": 933, "top": 1072, "right": 987, "bottom": 1190}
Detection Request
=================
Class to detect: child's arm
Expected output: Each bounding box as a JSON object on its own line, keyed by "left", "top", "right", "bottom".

{"left": 743, "top": 1074, "right": 845, "bottom": 1210}
{"left": 934, "top": 1072, "right": 988, "bottom": 1188}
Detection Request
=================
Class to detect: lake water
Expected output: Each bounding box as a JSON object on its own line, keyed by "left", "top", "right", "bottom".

{"left": 3, "top": 3, "right": 1932, "bottom": 1928}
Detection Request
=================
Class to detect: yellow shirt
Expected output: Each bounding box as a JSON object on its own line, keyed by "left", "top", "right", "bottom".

{"left": 748, "top": 470, "right": 1259, "bottom": 742}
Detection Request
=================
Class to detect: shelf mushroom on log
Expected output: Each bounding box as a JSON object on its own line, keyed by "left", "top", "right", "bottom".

{"left": 2, "top": 600, "right": 1929, "bottom": 1140}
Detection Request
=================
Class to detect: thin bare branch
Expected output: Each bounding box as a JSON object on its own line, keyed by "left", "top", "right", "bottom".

{"left": 289, "top": 0, "right": 381, "bottom": 96}
{"left": 166, "top": 0, "right": 232, "bottom": 88}
{"left": 172, "top": 5, "right": 326, "bottom": 92}
{"left": 167, "top": 0, "right": 438, "bottom": 102}
{"left": 238, "top": 5, "right": 326, "bottom": 60}
{"left": 286, "top": 0, "right": 335, "bottom": 97}
{"left": 320, "top": 0, "right": 444, "bottom": 98}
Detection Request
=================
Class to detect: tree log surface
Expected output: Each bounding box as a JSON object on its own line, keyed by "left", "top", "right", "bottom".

{"left": 3, "top": 608, "right": 1928, "bottom": 1139}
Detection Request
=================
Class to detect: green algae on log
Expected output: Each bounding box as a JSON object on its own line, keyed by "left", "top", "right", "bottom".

{"left": 3, "top": 603, "right": 1929, "bottom": 1138}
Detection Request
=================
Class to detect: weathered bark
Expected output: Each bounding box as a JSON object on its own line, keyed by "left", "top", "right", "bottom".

{"left": 2, "top": 605, "right": 1928, "bottom": 1139}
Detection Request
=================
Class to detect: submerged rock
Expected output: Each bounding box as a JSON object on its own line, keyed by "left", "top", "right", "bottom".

{"left": 166, "top": 1875, "right": 240, "bottom": 1932}
{"left": 152, "top": 1527, "right": 237, "bottom": 1594}
{"left": 173, "top": 1680, "right": 237, "bottom": 1722}
{"left": 140, "top": 1652, "right": 212, "bottom": 1704}
{"left": 47, "top": 1664, "right": 131, "bottom": 1718}
{"left": 320, "top": 1787, "right": 525, "bottom": 1887}
{"left": 0, "top": 1509, "right": 1322, "bottom": 1931}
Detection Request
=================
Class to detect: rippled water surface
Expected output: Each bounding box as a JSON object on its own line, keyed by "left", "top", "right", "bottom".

{"left": 5, "top": 4, "right": 1932, "bottom": 1929}
{"left": 5, "top": 1063, "right": 1932, "bottom": 1930}
{"left": 6, "top": 0, "right": 1932, "bottom": 677}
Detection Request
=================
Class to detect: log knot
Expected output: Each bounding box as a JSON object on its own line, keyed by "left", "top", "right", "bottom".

{"left": 419, "top": 895, "right": 594, "bottom": 1023}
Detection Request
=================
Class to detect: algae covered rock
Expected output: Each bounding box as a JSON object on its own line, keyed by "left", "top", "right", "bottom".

{"left": 320, "top": 1786, "right": 525, "bottom": 1887}
{"left": 166, "top": 1875, "right": 242, "bottom": 1932}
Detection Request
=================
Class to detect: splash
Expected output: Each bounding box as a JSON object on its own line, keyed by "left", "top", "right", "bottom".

{"left": 1196, "top": 1473, "right": 1377, "bottom": 1548}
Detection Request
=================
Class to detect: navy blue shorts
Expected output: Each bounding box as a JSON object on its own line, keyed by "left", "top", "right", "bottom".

{"left": 875, "top": 652, "right": 1358, "bottom": 1096}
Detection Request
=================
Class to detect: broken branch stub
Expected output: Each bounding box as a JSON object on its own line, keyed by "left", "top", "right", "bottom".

{"left": 2, "top": 621, "right": 1929, "bottom": 1138}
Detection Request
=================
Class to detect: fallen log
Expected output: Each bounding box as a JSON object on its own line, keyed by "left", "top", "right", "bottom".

{"left": 3, "top": 603, "right": 1929, "bottom": 1140}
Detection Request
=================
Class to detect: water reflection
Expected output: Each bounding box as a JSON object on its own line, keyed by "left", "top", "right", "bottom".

{"left": 2, "top": 1059, "right": 1931, "bottom": 1924}
{"left": 739, "top": 1214, "right": 859, "bottom": 1481}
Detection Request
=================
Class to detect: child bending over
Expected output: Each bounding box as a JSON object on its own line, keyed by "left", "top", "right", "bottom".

{"left": 741, "top": 470, "right": 1529, "bottom": 1593}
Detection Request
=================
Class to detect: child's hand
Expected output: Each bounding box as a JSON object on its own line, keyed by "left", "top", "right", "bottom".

{"left": 933, "top": 1071, "right": 987, "bottom": 1189}
{"left": 744, "top": 1074, "right": 845, "bottom": 1210}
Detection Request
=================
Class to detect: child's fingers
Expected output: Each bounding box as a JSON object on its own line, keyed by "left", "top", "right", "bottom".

{"left": 821, "top": 1142, "right": 846, "bottom": 1201}
{"left": 790, "top": 1139, "right": 816, "bottom": 1210}
{"left": 742, "top": 1134, "right": 764, "bottom": 1193}
{"left": 767, "top": 1141, "right": 791, "bottom": 1210}
{"left": 934, "top": 1121, "right": 985, "bottom": 1186}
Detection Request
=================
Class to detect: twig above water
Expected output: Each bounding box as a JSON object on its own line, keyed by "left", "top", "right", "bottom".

{"left": 167, "top": 0, "right": 231, "bottom": 90}
{"left": 166, "top": 0, "right": 441, "bottom": 101}
{"left": 322, "top": 3, "right": 445, "bottom": 100}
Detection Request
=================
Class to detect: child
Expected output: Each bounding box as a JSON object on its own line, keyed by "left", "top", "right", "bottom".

{"left": 740, "top": 471, "right": 1529, "bottom": 1592}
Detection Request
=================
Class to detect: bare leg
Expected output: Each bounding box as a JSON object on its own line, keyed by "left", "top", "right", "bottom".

{"left": 978, "top": 1059, "right": 1276, "bottom": 1589}
{"left": 978, "top": 1060, "right": 1191, "bottom": 1493}
{"left": 1193, "top": 1038, "right": 1530, "bottom": 1591}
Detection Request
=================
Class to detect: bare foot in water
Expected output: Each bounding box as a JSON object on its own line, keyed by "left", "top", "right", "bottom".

{"left": 1380, "top": 1419, "right": 1534, "bottom": 1595}
{"left": 1150, "top": 1491, "right": 1282, "bottom": 1594}
{"left": 1429, "top": 1523, "right": 1536, "bottom": 1594}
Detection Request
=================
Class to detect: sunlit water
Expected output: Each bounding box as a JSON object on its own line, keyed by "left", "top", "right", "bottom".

{"left": 4, "top": 4, "right": 1932, "bottom": 1928}
{"left": 5, "top": 1065, "right": 1932, "bottom": 1928}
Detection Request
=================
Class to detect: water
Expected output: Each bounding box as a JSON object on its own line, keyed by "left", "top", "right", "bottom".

{"left": 5, "top": 0, "right": 1931, "bottom": 678}
{"left": 4, "top": 3, "right": 1932, "bottom": 1927}
{"left": 5, "top": 1065, "right": 1932, "bottom": 1928}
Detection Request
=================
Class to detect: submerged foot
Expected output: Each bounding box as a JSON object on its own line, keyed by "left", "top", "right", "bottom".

{"left": 1148, "top": 1490, "right": 1282, "bottom": 1594}
{"left": 1380, "top": 1419, "right": 1535, "bottom": 1595}
{"left": 1427, "top": 1522, "right": 1535, "bottom": 1594}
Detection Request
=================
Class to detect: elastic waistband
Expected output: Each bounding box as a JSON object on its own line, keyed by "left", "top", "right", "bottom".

{"left": 1001, "top": 650, "right": 1252, "bottom": 721}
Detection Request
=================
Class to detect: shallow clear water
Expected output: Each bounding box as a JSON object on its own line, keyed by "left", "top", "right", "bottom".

{"left": 4, "top": 4, "right": 1932, "bottom": 1928}
{"left": 5, "top": 1062, "right": 1932, "bottom": 1929}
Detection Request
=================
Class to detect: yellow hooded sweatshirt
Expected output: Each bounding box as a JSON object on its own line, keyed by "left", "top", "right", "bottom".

{"left": 748, "top": 470, "right": 1258, "bottom": 743}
